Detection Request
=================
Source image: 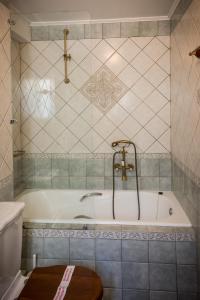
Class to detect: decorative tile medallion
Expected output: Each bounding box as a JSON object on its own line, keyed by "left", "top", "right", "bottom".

{"left": 80, "top": 66, "right": 128, "bottom": 113}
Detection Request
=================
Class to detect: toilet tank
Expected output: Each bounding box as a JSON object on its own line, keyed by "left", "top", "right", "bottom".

{"left": 0, "top": 202, "right": 24, "bottom": 298}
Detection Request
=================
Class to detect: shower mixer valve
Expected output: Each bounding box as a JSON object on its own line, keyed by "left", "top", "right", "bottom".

{"left": 112, "top": 140, "right": 135, "bottom": 181}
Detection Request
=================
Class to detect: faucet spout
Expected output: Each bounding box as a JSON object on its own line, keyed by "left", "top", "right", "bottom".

{"left": 80, "top": 192, "right": 103, "bottom": 202}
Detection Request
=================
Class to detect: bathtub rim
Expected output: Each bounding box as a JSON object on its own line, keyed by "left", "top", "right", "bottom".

{"left": 16, "top": 189, "right": 192, "bottom": 228}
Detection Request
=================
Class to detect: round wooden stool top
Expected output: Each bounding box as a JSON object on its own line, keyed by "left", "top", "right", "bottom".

{"left": 18, "top": 265, "right": 103, "bottom": 300}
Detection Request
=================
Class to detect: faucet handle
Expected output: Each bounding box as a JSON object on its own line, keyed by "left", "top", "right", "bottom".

{"left": 114, "top": 163, "right": 121, "bottom": 172}
{"left": 127, "top": 164, "right": 134, "bottom": 171}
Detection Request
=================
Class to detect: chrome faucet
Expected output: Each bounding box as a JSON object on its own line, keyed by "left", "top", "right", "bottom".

{"left": 80, "top": 192, "right": 103, "bottom": 202}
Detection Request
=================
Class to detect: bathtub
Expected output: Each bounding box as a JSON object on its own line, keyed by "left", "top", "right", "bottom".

{"left": 16, "top": 189, "right": 191, "bottom": 227}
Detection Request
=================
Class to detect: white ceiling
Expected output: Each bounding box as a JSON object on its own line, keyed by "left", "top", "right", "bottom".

{"left": 8, "top": 0, "right": 179, "bottom": 22}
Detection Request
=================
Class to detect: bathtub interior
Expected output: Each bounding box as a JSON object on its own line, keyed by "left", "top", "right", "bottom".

{"left": 16, "top": 190, "right": 191, "bottom": 227}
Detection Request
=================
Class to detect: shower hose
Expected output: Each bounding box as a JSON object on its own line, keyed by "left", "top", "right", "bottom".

{"left": 112, "top": 146, "right": 140, "bottom": 221}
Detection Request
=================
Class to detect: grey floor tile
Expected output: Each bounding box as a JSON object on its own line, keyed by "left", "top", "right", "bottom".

{"left": 70, "top": 238, "right": 95, "bottom": 260}
{"left": 176, "top": 242, "right": 197, "bottom": 264}
{"left": 43, "top": 237, "right": 69, "bottom": 259}
{"left": 38, "top": 258, "right": 69, "bottom": 267}
{"left": 150, "top": 291, "right": 177, "bottom": 300}
{"left": 122, "top": 262, "right": 149, "bottom": 289}
{"left": 70, "top": 260, "right": 95, "bottom": 270}
{"left": 22, "top": 237, "right": 44, "bottom": 259}
{"left": 21, "top": 258, "right": 34, "bottom": 272}
{"left": 103, "top": 288, "right": 122, "bottom": 300}
{"left": 123, "top": 289, "right": 149, "bottom": 300}
{"left": 149, "top": 241, "right": 176, "bottom": 263}
{"left": 122, "top": 240, "right": 148, "bottom": 262}
{"left": 149, "top": 263, "right": 176, "bottom": 291}
{"left": 177, "top": 265, "right": 197, "bottom": 292}
{"left": 96, "top": 239, "right": 121, "bottom": 261}
{"left": 178, "top": 293, "right": 197, "bottom": 300}
{"left": 96, "top": 261, "right": 122, "bottom": 288}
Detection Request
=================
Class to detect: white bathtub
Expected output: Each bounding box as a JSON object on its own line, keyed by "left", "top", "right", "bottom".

{"left": 16, "top": 190, "right": 191, "bottom": 227}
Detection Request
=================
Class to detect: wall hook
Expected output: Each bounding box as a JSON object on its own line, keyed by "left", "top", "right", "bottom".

{"left": 189, "top": 46, "right": 200, "bottom": 59}
{"left": 8, "top": 18, "right": 16, "bottom": 26}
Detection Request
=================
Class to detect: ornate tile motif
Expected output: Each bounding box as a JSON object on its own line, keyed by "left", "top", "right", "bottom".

{"left": 80, "top": 66, "right": 128, "bottom": 113}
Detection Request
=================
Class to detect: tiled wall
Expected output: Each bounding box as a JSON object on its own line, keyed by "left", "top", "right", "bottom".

{"left": 22, "top": 153, "right": 171, "bottom": 191}
{"left": 171, "top": 0, "right": 200, "bottom": 185}
{"left": 22, "top": 227, "right": 197, "bottom": 300}
{"left": 171, "top": 0, "right": 200, "bottom": 296}
{"left": 20, "top": 32, "right": 170, "bottom": 154}
{"left": 0, "top": 3, "right": 13, "bottom": 201}
{"left": 11, "top": 39, "right": 24, "bottom": 196}
{"left": 12, "top": 39, "right": 21, "bottom": 152}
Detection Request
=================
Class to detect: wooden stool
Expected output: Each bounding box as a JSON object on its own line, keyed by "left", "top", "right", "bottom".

{"left": 18, "top": 265, "right": 103, "bottom": 300}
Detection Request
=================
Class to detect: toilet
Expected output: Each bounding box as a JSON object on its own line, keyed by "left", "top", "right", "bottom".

{"left": 0, "top": 202, "right": 26, "bottom": 300}
{"left": 0, "top": 202, "right": 103, "bottom": 300}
